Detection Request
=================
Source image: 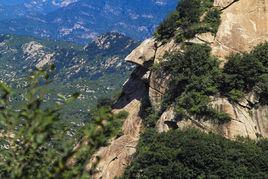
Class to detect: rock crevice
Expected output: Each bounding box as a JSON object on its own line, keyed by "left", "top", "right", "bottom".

{"left": 215, "top": 0, "right": 239, "bottom": 11}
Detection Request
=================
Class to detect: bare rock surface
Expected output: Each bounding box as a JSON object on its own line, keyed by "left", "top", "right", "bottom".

{"left": 89, "top": 66, "right": 148, "bottom": 179}
{"left": 214, "top": 0, "right": 237, "bottom": 9}
{"left": 157, "top": 97, "right": 268, "bottom": 140}
{"left": 125, "top": 38, "right": 156, "bottom": 67}
{"left": 89, "top": 100, "right": 143, "bottom": 179}
{"left": 212, "top": 0, "right": 268, "bottom": 59}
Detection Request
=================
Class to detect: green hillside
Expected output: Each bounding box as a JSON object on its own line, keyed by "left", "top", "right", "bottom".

{"left": 0, "top": 33, "right": 138, "bottom": 121}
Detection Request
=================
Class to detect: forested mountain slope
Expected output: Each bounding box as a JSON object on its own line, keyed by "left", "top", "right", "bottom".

{"left": 0, "top": 32, "right": 138, "bottom": 120}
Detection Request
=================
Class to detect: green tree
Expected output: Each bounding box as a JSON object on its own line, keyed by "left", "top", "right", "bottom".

{"left": 257, "top": 74, "right": 268, "bottom": 105}
{"left": 154, "top": 11, "right": 180, "bottom": 42}
{"left": 160, "top": 44, "right": 229, "bottom": 123}
{"left": 0, "top": 67, "right": 128, "bottom": 178}
{"left": 124, "top": 129, "right": 268, "bottom": 178}
{"left": 222, "top": 43, "right": 268, "bottom": 102}
{"left": 155, "top": 0, "right": 221, "bottom": 42}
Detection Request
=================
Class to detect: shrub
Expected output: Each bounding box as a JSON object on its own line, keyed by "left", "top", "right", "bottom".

{"left": 115, "top": 110, "right": 129, "bottom": 119}
{"left": 223, "top": 54, "right": 265, "bottom": 91}
{"left": 159, "top": 42, "right": 268, "bottom": 122}
{"left": 0, "top": 67, "right": 127, "bottom": 178}
{"left": 96, "top": 97, "right": 114, "bottom": 108}
{"left": 256, "top": 74, "right": 268, "bottom": 105}
{"left": 227, "top": 89, "right": 245, "bottom": 103}
{"left": 222, "top": 43, "right": 268, "bottom": 102}
{"left": 160, "top": 44, "right": 229, "bottom": 123}
{"left": 154, "top": 11, "right": 180, "bottom": 42}
{"left": 252, "top": 43, "right": 268, "bottom": 68}
{"left": 0, "top": 67, "right": 83, "bottom": 178}
{"left": 177, "top": 0, "right": 203, "bottom": 25}
{"left": 142, "top": 107, "right": 160, "bottom": 128}
{"left": 124, "top": 129, "right": 268, "bottom": 178}
{"left": 203, "top": 8, "right": 222, "bottom": 34}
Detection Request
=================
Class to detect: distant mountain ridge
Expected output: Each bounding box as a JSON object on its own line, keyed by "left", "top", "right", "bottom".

{"left": 0, "top": 0, "right": 28, "bottom": 5}
{"left": 0, "top": 32, "right": 138, "bottom": 120}
{"left": 0, "top": 0, "right": 78, "bottom": 21}
{"left": 0, "top": 0, "right": 77, "bottom": 8}
{"left": 0, "top": 0, "right": 177, "bottom": 43}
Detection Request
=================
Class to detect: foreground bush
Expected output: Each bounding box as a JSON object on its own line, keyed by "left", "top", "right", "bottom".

{"left": 0, "top": 67, "right": 127, "bottom": 178}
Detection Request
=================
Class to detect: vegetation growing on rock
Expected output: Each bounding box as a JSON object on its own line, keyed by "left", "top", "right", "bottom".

{"left": 158, "top": 44, "right": 230, "bottom": 123}
{"left": 222, "top": 43, "right": 268, "bottom": 104}
{"left": 153, "top": 42, "right": 268, "bottom": 123}
{"left": 124, "top": 0, "right": 268, "bottom": 178}
{"left": 154, "top": 0, "right": 221, "bottom": 43}
{"left": 124, "top": 41, "right": 268, "bottom": 179}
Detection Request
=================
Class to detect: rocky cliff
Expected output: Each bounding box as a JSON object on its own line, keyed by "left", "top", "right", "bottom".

{"left": 90, "top": 0, "right": 268, "bottom": 178}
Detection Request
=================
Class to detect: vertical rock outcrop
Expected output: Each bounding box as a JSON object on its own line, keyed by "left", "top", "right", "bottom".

{"left": 212, "top": 0, "right": 268, "bottom": 59}
{"left": 88, "top": 66, "right": 149, "bottom": 179}
{"left": 152, "top": 0, "right": 268, "bottom": 140}
{"left": 91, "top": 0, "right": 268, "bottom": 178}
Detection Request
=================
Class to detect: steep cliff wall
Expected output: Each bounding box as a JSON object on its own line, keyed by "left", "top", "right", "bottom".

{"left": 88, "top": 66, "right": 148, "bottom": 178}
{"left": 155, "top": 0, "right": 268, "bottom": 140}
{"left": 91, "top": 0, "right": 268, "bottom": 178}
{"left": 212, "top": 0, "right": 268, "bottom": 59}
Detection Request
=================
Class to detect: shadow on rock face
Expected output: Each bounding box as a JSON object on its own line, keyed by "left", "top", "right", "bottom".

{"left": 113, "top": 66, "right": 150, "bottom": 109}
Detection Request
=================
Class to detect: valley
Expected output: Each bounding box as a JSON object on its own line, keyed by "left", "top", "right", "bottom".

{"left": 0, "top": 32, "right": 138, "bottom": 121}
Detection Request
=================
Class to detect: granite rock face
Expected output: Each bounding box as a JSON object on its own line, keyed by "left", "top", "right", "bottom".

{"left": 214, "top": 0, "right": 238, "bottom": 9}
{"left": 125, "top": 38, "right": 157, "bottom": 67}
{"left": 126, "top": 0, "right": 268, "bottom": 110}
{"left": 91, "top": 0, "right": 268, "bottom": 178}
{"left": 88, "top": 66, "right": 149, "bottom": 179}
{"left": 157, "top": 97, "right": 268, "bottom": 140}
{"left": 212, "top": 0, "right": 268, "bottom": 60}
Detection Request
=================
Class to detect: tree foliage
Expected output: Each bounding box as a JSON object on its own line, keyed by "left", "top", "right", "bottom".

{"left": 159, "top": 44, "right": 229, "bottom": 123}
{"left": 156, "top": 43, "right": 268, "bottom": 123}
{"left": 0, "top": 67, "right": 128, "bottom": 178}
{"left": 124, "top": 129, "right": 268, "bottom": 178}
{"left": 155, "top": 0, "right": 221, "bottom": 42}
{"left": 222, "top": 43, "right": 268, "bottom": 103}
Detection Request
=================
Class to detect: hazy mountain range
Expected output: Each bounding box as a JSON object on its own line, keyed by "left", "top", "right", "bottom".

{"left": 0, "top": 0, "right": 177, "bottom": 43}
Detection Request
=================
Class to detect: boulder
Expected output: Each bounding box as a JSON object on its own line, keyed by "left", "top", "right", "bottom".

{"left": 125, "top": 38, "right": 156, "bottom": 67}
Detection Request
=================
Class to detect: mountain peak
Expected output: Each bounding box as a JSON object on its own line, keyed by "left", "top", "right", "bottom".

{"left": 92, "top": 32, "right": 134, "bottom": 50}
{"left": 84, "top": 33, "right": 138, "bottom": 57}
